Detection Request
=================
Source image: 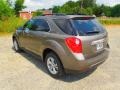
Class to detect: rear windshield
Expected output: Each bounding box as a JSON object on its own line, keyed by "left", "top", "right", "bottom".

{"left": 72, "top": 18, "right": 105, "bottom": 35}
{"left": 54, "top": 18, "right": 105, "bottom": 36}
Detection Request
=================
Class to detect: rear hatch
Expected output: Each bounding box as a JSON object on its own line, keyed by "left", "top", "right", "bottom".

{"left": 71, "top": 17, "right": 108, "bottom": 59}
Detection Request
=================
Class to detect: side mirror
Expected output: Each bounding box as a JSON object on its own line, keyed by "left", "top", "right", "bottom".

{"left": 24, "top": 28, "right": 30, "bottom": 33}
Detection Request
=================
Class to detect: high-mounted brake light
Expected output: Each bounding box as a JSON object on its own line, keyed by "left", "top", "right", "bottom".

{"left": 65, "top": 37, "right": 82, "bottom": 53}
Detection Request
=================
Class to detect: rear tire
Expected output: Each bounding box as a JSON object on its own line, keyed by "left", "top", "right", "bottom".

{"left": 13, "top": 39, "right": 21, "bottom": 52}
{"left": 45, "top": 52, "right": 64, "bottom": 78}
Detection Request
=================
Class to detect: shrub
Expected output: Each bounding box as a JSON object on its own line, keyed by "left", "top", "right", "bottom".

{"left": 0, "top": 17, "right": 26, "bottom": 33}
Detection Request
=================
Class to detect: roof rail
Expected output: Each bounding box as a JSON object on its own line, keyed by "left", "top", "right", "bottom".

{"left": 52, "top": 13, "right": 66, "bottom": 16}
{"left": 42, "top": 13, "right": 66, "bottom": 16}
{"left": 67, "top": 13, "right": 87, "bottom": 15}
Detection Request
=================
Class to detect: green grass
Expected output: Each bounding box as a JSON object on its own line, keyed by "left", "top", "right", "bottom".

{"left": 99, "top": 18, "right": 120, "bottom": 25}
{"left": 0, "top": 17, "right": 26, "bottom": 33}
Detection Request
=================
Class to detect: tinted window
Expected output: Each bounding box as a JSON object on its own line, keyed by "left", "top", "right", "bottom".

{"left": 54, "top": 19, "right": 76, "bottom": 35}
{"left": 24, "top": 19, "right": 50, "bottom": 32}
{"left": 72, "top": 19, "right": 105, "bottom": 35}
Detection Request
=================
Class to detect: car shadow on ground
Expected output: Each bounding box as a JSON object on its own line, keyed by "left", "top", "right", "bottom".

{"left": 14, "top": 49, "right": 96, "bottom": 82}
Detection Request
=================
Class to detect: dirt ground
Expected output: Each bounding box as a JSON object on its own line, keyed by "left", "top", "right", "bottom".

{"left": 0, "top": 26, "right": 120, "bottom": 90}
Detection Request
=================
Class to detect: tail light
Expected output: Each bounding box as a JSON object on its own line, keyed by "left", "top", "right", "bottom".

{"left": 65, "top": 37, "right": 82, "bottom": 53}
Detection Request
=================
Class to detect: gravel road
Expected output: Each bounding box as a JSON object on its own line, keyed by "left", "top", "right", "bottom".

{"left": 0, "top": 26, "right": 120, "bottom": 90}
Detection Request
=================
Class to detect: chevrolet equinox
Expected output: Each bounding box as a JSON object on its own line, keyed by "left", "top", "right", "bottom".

{"left": 12, "top": 15, "right": 110, "bottom": 78}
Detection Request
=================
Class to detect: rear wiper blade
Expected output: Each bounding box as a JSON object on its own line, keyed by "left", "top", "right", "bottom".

{"left": 86, "top": 31, "right": 100, "bottom": 34}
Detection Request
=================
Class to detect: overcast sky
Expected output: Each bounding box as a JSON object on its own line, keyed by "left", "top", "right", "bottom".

{"left": 23, "top": 0, "right": 120, "bottom": 11}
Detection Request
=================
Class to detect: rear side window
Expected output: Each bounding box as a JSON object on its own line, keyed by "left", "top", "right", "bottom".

{"left": 53, "top": 19, "right": 76, "bottom": 35}
{"left": 72, "top": 18, "right": 105, "bottom": 35}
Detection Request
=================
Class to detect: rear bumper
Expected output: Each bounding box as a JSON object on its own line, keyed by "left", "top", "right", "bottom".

{"left": 64, "top": 48, "right": 109, "bottom": 73}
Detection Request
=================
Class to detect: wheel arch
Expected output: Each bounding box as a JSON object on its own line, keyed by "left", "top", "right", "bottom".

{"left": 42, "top": 48, "right": 64, "bottom": 69}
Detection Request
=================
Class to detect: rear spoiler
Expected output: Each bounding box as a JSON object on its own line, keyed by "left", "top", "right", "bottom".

{"left": 69, "top": 15, "right": 96, "bottom": 20}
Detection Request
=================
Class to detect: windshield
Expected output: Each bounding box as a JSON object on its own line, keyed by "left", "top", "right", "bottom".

{"left": 72, "top": 19, "right": 105, "bottom": 35}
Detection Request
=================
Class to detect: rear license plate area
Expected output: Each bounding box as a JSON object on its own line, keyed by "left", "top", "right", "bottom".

{"left": 92, "top": 39, "right": 104, "bottom": 51}
{"left": 96, "top": 42, "right": 103, "bottom": 51}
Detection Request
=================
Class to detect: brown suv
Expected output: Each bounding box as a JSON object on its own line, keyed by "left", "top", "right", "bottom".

{"left": 12, "top": 15, "right": 110, "bottom": 78}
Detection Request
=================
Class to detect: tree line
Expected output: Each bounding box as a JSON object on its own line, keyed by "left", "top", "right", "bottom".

{"left": 52, "top": 0, "right": 120, "bottom": 17}
{"left": 0, "top": 0, "right": 120, "bottom": 21}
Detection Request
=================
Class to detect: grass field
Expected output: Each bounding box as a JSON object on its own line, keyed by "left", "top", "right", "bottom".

{"left": 0, "top": 17, "right": 119, "bottom": 33}
{"left": 99, "top": 17, "right": 120, "bottom": 25}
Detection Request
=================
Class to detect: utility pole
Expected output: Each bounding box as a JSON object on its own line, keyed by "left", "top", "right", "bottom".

{"left": 80, "top": 0, "right": 83, "bottom": 14}
{"left": 81, "top": 0, "right": 83, "bottom": 9}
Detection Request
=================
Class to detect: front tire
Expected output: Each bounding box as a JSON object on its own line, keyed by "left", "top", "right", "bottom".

{"left": 45, "top": 52, "right": 64, "bottom": 78}
{"left": 13, "top": 39, "right": 21, "bottom": 52}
